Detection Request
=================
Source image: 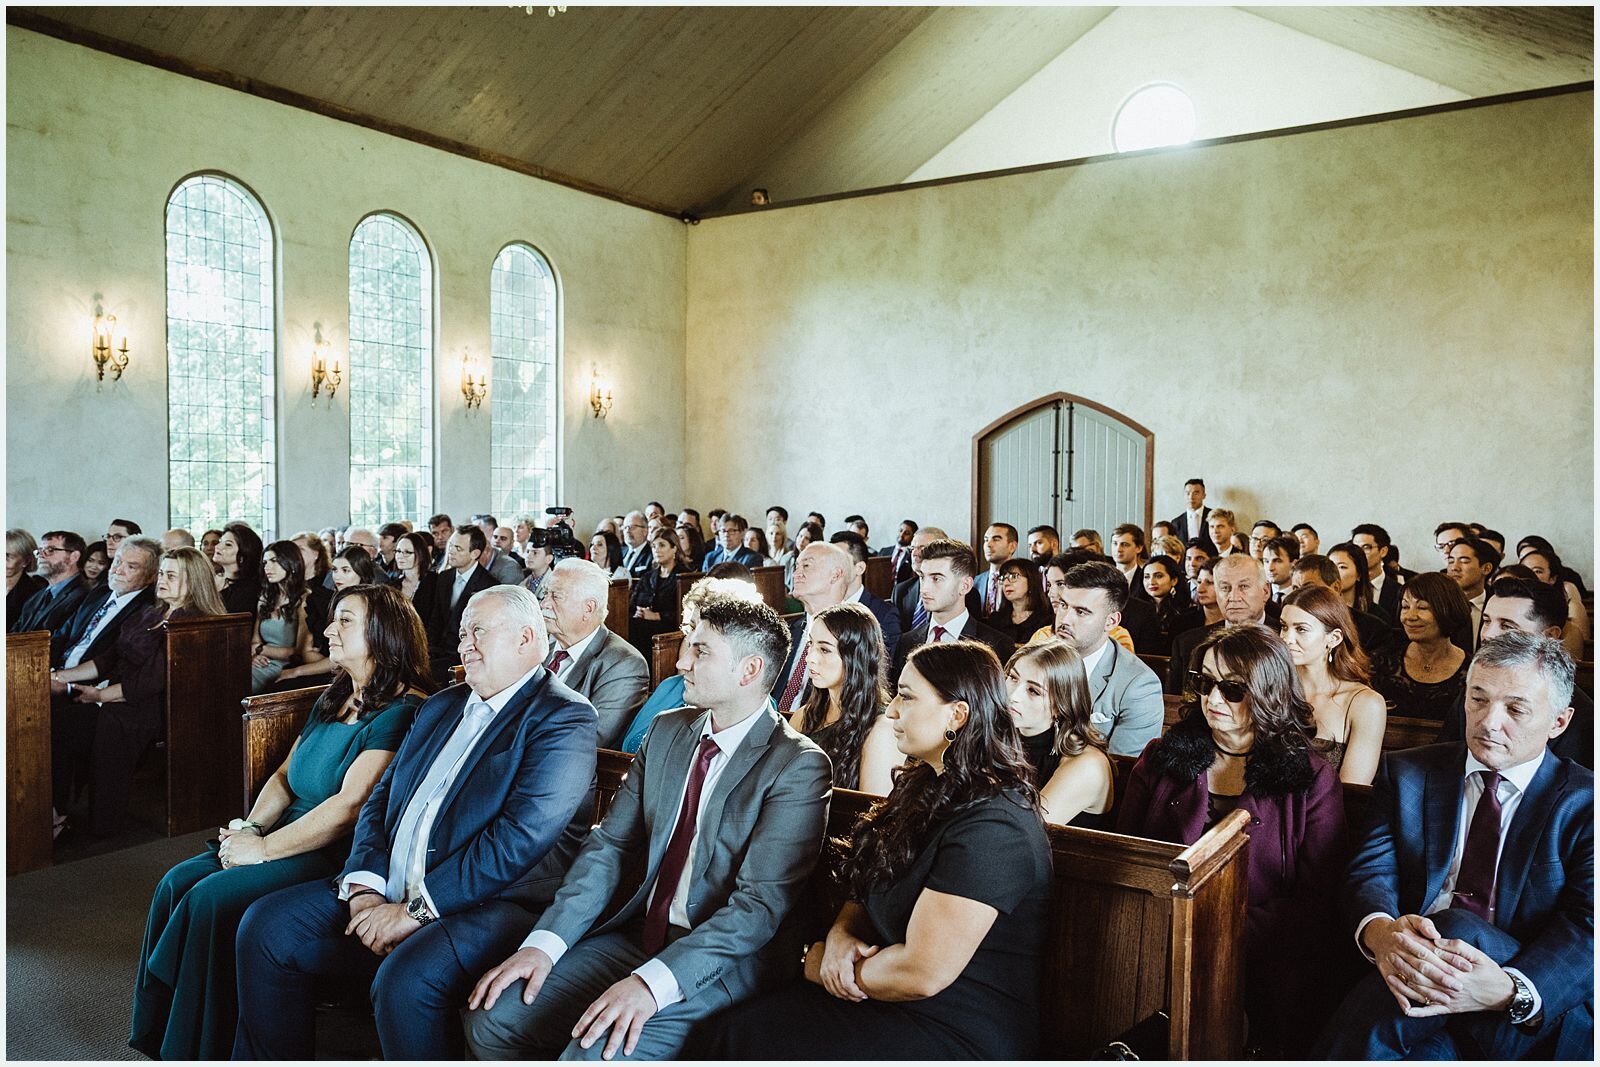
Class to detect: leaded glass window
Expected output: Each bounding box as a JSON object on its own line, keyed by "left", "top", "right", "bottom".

{"left": 490, "top": 243, "right": 559, "bottom": 521}
{"left": 348, "top": 213, "right": 433, "bottom": 526}
{"left": 165, "top": 173, "right": 277, "bottom": 538}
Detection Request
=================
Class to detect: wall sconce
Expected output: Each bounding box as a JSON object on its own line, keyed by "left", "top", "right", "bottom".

{"left": 310, "top": 341, "right": 342, "bottom": 404}
{"left": 590, "top": 371, "right": 614, "bottom": 419}
{"left": 92, "top": 313, "right": 130, "bottom": 383}
{"left": 461, "top": 353, "right": 488, "bottom": 410}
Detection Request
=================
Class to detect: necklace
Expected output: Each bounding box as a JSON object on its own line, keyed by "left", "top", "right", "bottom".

{"left": 1213, "top": 740, "right": 1252, "bottom": 758}
{"left": 1412, "top": 642, "right": 1447, "bottom": 672}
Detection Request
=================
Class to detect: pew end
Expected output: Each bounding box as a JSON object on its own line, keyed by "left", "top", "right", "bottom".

{"left": 7, "top": 630, "right": 53, "bottom": 875}
{"left": 241, "top": 685, "right": 329, "bottom": 810}
{"left": 164, "top": 612, "right": 254, "bottom": 836}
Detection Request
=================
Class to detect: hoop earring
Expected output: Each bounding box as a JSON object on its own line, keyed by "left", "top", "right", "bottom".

{"left": 944, "top": 729, "right": 957, "bottom": 742}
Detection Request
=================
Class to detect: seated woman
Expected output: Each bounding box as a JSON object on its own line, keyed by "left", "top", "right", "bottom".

{"left": 1369, "top": 572, "right": 1471, "bottom": 723}
{"left": 250, "top": 541, "right": 313, "bottom": 694}
{"left": 1327, "top": 540, "right": 1377, "bottom": 618}
{"left": 588, "top": 530, "right": 623, "bottom": 573}
{"left": 703, "top": 641, "right": 1052, "bottom": 1060}
{"left": 674, "top": 522, "right": 707, "bottom": 573}
{"left": 215, "top": 522, "right": 263, "bottom": 615}
{"left": 49, "top": 547, "right": 226, "bottom": 837}
{"left": 989, "top": 557, "right": 1049, "bottom": 645}
{"left": 1520, "top": 545, "right": 1590, "bottom": 658}
{"left": 81, "top": 539, "right": 111, "bottom": 589}
{"left": 1517, "top": 533, "right": 1588, "bottom": 597}
{"left": 130, "top": 584, "right": 428, "bottom": 1061}
{"left": 617, "top": 575, "right": 764, "bottom": 753}
{"left": 790, "top": 602, "right": 899, "bottom": 794}
{"left": 1279, "top": 586, "right": 1387, "bottom": 785}
{"left": 1118, "top": 624, "right": 1346, "bottom": 1056}
{"left": 743, "top": 526, "right": 776, "bottom": 567}
{"left": 1003, "top": 641, "right": 1112, "bottom": 827}
{"left": 785, "top": 522, "right": 823, "bottom": 588}
{"left": 274, "top": 547, "right": 380, "bottom": 688}
{"left": 1142, "top": 554, "right": 1204, "bottom": 653}
{"left": 392, "top": 531, "right": 440, "bottom": 625}
{"left": 627, "top": 527, "right": 685, "bottom": 657}
{"left": 1194, "top": 560, "right": 1224, "bottom": 626}
{"left": 7, "top": 527, "right": 44, "bottom": 631}
{"left": 290, "top": 531, "right": 334, "bottom": 657}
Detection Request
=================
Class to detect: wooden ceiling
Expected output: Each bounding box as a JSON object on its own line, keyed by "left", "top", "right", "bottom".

{"left": 10, "top": 6, "right": 1593, "bottom": 218}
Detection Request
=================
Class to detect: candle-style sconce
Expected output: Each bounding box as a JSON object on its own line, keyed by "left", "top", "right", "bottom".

{"left": 92, "top": 312, "right": 130, "bottom": 384}
{"left": 590, "top": 370, "right": 614, "bottom": 419}
{"left": 310, "top": 340, "right": 342, "bottom": 404}
{"left": 461, "top": 353, "right": 488, "bottom": 410}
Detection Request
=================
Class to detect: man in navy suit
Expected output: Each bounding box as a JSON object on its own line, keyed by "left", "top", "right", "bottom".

{"left": 1318, "top": 633, "right": 1593, "bottom": 1059}
{"left": 232, "top": 585, "right": 598, "bottom": 1059}
{"left": 828, "top": 531, "right": 901, "bottom": 653}
{"left": 700, "top": 514, "right": 763, "bottom": 569}
{"left": 877, "top": 518, "right": 918, "bottom": 585}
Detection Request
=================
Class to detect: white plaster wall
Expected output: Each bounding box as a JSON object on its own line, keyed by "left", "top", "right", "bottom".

{"left": 909, "top": 6, "right": 1468, "bottom": 183}
{"left": 6, "top": 28, "right": 688, "bottom": 539}
{"left": 687, "top": 91, "right": 1593, "bottom": 581}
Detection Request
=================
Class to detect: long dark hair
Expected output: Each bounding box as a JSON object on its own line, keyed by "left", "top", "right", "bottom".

{"left": 676, "top": 523, "right": 706, "bottom": 569}
{"left": 995, "top": 557, "right": 1046, "bottom": 623}
{"left": 1184, "top": 624, "right": 1315, "bottom": 759}
{"left": 315, "top": 584, "right": 433, "bottom": 722}
{"left": 1005, "top": 641, "right": 1105, "bottom": 759}
{"left": 334, "top": 545, "right": 378, "bottom": 586}
{"left": 223, "top": 522, "right": 263, "bottom": 584}
{"left": 844, "top": 641, "right": 1038, "bottom": 897}
{"left": 792, "top": 602, "right": 888, "bottom": 790}
{"left": 591, "top": 530, "right": 623, "bottom": 571}
{"left": 259, "top": 539, "right": 308, "bottom": 622}
{"left": 1327, "top": 541, "right": 1374, "bottom": 614}
{"left": 397, "top": 531, "right": 434, "bottom": 578}
{"left": 1144, "top": 554, "right": 1193, "bottom": 612}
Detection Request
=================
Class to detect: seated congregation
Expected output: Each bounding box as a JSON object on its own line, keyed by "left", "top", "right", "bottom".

{"left": 4, "top": 493, "right": 1592, "bottom": 1061}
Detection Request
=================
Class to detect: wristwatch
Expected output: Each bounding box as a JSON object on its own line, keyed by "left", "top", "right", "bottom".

{"left": 1505, "top": 970, "right": 1536, "bottom": 1025}
{"left": 405, "top": 896, "right": 436, "bottom": 927}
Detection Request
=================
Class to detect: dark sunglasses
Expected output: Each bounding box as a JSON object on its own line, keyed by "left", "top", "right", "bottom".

{"left": 1188, "top": 671, "right": 1249, "bottom": 703}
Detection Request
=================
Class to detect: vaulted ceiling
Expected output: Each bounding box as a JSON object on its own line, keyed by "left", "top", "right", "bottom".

{"left": 10, "top": 6, "right": 1593, "bottom": 218}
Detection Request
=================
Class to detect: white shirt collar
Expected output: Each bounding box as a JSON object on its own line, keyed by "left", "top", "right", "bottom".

{"left": 107, "top": 587, "right": 142, "bottom": 609}
{"left": 1470, "top": 591, "right": 1486, "bottom": 610}
{"left": 1464, "top": 747, "right": 1545, "bottom": 795}
{"left": 556, "top": 623, "right": 604, "bottom": 662}
{"left": 1080, "top": 638, "right": 1110, "bottom": 680}
{"left": 694, "top": 704, "right": 767, "bottom": 757}
{"left": 846, "top": 585, "right": 865, "bottom": 605}
{"left": 470, "top": 662, "right": 545, "bottom": 716}
{"left": 930, "top": 609, "right": 968, "bottom": 639}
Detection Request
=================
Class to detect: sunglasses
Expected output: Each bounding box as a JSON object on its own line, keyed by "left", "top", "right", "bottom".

{"left": 1188, "top": 671, "right": 1250, "bottom": 703}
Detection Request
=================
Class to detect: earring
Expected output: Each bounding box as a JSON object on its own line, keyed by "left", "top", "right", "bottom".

{"left": 944, "top": 728, "right": 957, "bottom": 742}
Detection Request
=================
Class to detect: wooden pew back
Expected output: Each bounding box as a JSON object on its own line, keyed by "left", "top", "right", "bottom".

{"left": 240, "top": 685, "right": 328, "bottom": 810}
{"left": 605, "top": 579, "right": 631, "bottom": 641}
{"left": 863, "top": 555, "right": 894, "bottom": 600}
{"left": 7, "top": 630, "right": 53, "bottom": 875}
{"left": 651, "top": 631, "right": 685, "bottom": 689}
{"left": 751, "top": 566, "right": 787, "bottom": 611}
{"left": 165, "top": 612, "right": 254, "bottom": 835}
{"left": 673, "top": 571, "right": 703, "bottom": 616}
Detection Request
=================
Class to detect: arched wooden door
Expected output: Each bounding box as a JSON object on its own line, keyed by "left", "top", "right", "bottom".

{"left": 972, "top": 394, "right": 1153, "bottom": 545}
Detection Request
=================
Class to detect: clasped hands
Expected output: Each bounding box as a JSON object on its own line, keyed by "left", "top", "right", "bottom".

{"left": 216, "top": 824, "right": 267, "bottom": 868}
{"left": 805, "top": 927, "right": 878, "bottom": 1003}
{"left": 468, "top": 947, "right": 661, "bottom": 1060}
{"left": 1364, "top": 914, "right": 1516, "bottom": 1018}
{"left": 344, "top": 894, "right": 421, "bottom": 957}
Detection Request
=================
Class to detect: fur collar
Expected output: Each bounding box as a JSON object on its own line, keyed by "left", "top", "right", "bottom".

{"left": 1149, "top": 713, "right": 1317, "bottom": 797}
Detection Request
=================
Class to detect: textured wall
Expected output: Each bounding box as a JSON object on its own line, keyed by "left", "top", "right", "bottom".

{"left": 6, "top": 28, "right": 687, "bottom": 539}
{"left": 687, "top": 90, "right": 1593, "bottom": 579}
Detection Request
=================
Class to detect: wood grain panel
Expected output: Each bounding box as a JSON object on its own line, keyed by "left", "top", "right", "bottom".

{"left": 751, "top": 566, "right": 786, "bottom": 612}
{"left": 863, "top": 555, "right": 893, "bottom": 600}
{"left": 240, "top": 684, "right": 326, "bottom": 811}
{"left": 7, "top": 630, "right": 54, "bottom": 875}
{"left": 165, "top": 612, "right": 253, "bottom": 836}
{"left": 605, "top": 578, "right": 631, "bottom": 641}
{"left": 651, "top": 631, "right": 685, "bottom": 690}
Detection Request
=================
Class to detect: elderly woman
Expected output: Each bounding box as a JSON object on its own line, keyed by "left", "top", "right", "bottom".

{"left": 791, "top": 601, "right": 899, "bottom": 794}
{"left": 50, "top": 547, "right": 226, "bottom": 837}
{"left": 1280, "top": 586, "right": 1387, "bottom": 785}
{"left": 1370, "top": 572, "right": 1472, "bottom": 723}
{"left": 130, "top": 584, "right": 428, "bottom": 1060}
{"left": 703, "top": 641, "right": 1052, "bottom": 1060}
{"left": 1119, "top": 624, "right": 1346, "bottom": 1056}
{"left": 6, "top": 527, "right": 44, "bottom": 631}
{"left": 1004, "top": 640, "right": 1113, "bottom": 827}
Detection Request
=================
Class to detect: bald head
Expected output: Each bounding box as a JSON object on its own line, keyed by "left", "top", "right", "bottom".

{"left": 161, "top": 528, "right": 195, "bottom": 551}
{"left": 791, "top": 542, "right": 851, "bottom": 613}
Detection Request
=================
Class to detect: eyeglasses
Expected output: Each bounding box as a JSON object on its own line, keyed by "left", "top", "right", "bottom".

{"left": 1435, "top": 539, "right": 1462, "bottom": 554}
{"left": 1188, "top": 671, "right": 1250, "bottom": 703}
{"left": 35, "top": 546, "right": 68, "bottom": 557}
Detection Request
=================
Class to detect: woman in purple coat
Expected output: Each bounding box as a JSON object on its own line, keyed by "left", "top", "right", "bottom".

{"left": 1119, "top": 623, "right": 1347, "bottom": 1057}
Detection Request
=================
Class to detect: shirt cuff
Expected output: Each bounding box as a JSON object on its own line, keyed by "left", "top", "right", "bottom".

{"left": 632, "top": 958, "right": 683, "bottom": 1010}
{"left": 1503, "top": 967, "right": 1543, "bottom": 1021}
{"left": 520, "top": 928, "right": 570, "bottom": 963}
{"left": 339, "top": 872, "right": 388, "bottom": 901}
{"left": 414, "top": 879, "right": 440, "bottom": 919}
{"left": 1354, "top": 912, "right": 1392, "bottom": 963}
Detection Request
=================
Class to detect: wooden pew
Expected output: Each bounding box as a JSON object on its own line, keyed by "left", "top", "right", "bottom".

{"left": 863, "top": 555, "right": 894, "bottom": 600}
{"left": 751, "top": 566, "right": 787, "bottom": 612}
{"left": 650, "top": 631, "right": 685, "bottom": 689}
{"left": 605, "top": 578, "right": 631, "bottom": 642}
{"left": 164, "top": 612, "right": 255, "bottom": 835}
{"left": 240, "top": 685, "right": 329, "bottom": 809}
{"left": 673, "top": 571, "right": 703, "bottom": 615}
{"left": 7, "top": 630, "right": 53, "bottom": 875}
{"left": 1139, "top": 652, "right": 1170, "bottom": 678}
{"left": 588, "top": 747, "right": 1250, "bottom": 1059}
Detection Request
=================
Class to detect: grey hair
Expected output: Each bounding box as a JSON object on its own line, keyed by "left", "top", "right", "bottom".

{"left": 919, "top": 526, "right": 949, "bottom": 540}
{"left": 120, "top": 535, "right": 163, "bottom": 569}
{"left": 1471, "top": 632, "right": 1576, "bottom": 713}
{"left": 805, "top": 541, "right": 852, "bottom": 581}
{"left": 6, "top": 528, "right": 37, "bottom": 560}
{"left": 554, "top": 556, "right": 612, "bottom": 622}
{"left": 466, "top": 584, "right": 550, "bottom": 648}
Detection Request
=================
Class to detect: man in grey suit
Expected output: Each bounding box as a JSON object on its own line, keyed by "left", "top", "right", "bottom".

{"left": 1052, "top": 559, "right": 1164, "bottom": 757}
{"left": 475, "top": 513, "right": 528, "bottom": 585}
{"left": 464, "top": 593, "right": 832, "bottom": 1061}
{"left": 540, "top": 558, "right": 651, "bottom": 748}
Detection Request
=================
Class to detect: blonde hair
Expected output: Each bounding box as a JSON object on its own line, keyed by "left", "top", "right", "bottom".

{"left": 162, "top": 547, "right": 226, "bottom": 615}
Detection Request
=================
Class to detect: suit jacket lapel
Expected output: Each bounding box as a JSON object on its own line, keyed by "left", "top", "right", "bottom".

{"left": 385, "top": 687, "right": 470, "bottom": 836}
{"left": 689, "top": 710, "right": 777, "bottom": 885}
{"left": 433, "top": 672, "right": 545, "bottom": 824}
{"left": 1091, "top": 642, "right": 1118, "bottom": 706}
{"left": 1420, "top": 751, "right": 1464, "bottom": 913}
{"left": 1492, "top": 753, "right": 1562, "bottom": 924}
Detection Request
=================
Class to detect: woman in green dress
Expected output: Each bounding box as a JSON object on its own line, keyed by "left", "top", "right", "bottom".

{"left": 130, "top": 583, "right": 432, "bottom": 1060}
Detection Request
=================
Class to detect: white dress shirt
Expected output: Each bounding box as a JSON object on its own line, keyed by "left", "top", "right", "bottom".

{"left": 339, "top": 664, "right": 542, "bottom": 913}
{"left": 521, "top": 708, "right": 767, "bottom": 1010}
{"left": 1467, "top": 592, "right": 1486, "bottom": 651}
{"left": 1355, "top": 749, "right": 1547, "bottom": 1017}
{"left": 928, "top": 609, "right": 968, "bottom": 642}
{"left": 1370, "top": 569, "right": 1389, "bottom": 606}
{"left": 63, "top": 588, "right": 140, "bottom": 668}
{"left": 449, "top": 563, "right": 481, "bottom": 608}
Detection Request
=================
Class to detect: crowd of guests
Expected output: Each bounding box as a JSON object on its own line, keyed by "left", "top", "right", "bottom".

{"left": 6, "top": 483, "right": 1592, "bottom": 1060}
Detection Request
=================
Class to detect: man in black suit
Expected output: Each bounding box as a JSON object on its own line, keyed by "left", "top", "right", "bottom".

{"left": 427, "top": 513, "right": 454, "bottom": 571}
{"left": 429, "top": 526, "right": 500, "bottom": 683}
{"left": 876, "top": 518, "right": 918, "bottom": 586}
{"left": 13, "top": 530, "right": 91, "bottom": 634}
{"left": 1110, "top": 524, "right": 1150, "bottom": 603}
{"left": 771, "top": 542, "right": 852, "bottom": 714}
{"left": 1169, "top": 478, "right": 1214, "bottom": 555}
{"left": 1026, "top": 525, "right": 1061, "bottom": 567}
{"left": 892, "top": 539, "right": 1014, "bottom": 680}
{"left": 616, "top": 511, "right": 652, "bottom": 579}
{"left": 829, "top": 531, "right": 902, "bottom": 653}
{"left": 49, "top": 536, "right": 158, "bottom": 670}
{"left": 1290, "top": 554, "right": 1392, "bottom": 658}
{"left": 1168, "top": 552, "right": 1281, "bottom": 694}
{"left": 1352, "top": 523, "right": 1405, "bottom": 622}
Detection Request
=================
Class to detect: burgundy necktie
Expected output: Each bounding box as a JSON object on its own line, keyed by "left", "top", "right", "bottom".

{"left": 931, "top": 624, "right": 947, "bottom": 643}
{"left": 547, "top": 649, "right": 570, "bottom": 676}
{"left": 642, "top": 736, "right": 721, "bottom": 954}
{"left": 1452, "top": 770, "right": 1504, "bottom": 920}
{"left": 891, "top": 547, "right": 904, "bottom": 576}
{"left": 778, "top": 644, "right": 808, "bottom": 713}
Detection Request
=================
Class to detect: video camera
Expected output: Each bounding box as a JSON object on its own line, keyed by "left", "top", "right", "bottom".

{"left": 531, "top": 506, "right": 585, "bottom": 563}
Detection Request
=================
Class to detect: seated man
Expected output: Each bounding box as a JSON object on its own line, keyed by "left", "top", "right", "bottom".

{"left": 1169, "top": 551, "right": 1282, "bottom": 694}
{"left": 973, "top": 522, "right": 1020, "bottom": 616}
{"left": 541, "top": 558, "right": 651, "bottom": 748}
{"left": 159, "top": 528, "right": 194, "bottom": 552}
{"left": 828, "top": 530, "right": 901, "bottom": 652}
{"left": 1318, "top": 633, "right": 1592, "bottom": 1060}
{"left": 700, "top": 513, "right": 763, "bottom": 569}
{"left": 12, "top": 529, "right": 91, "bottom": 633}
{"left": 464, "top": 594, "right": 831, "bottom": 1062}
{"left": 232, "top": 586, "right": 598, "bottom": 1059}
{"left": 475, "top": 514, "right": 528, "bottom": 586}
{"left": 772, "top": 541, "right": 853, "bottom": 714}
{"left": 49, "top": 535, "right": 159, "bottom": 671}
{"left": 878, "top": 518, "right": 918, "bottom": 584}
{"left": 1053, "top": 560, "right": 1163, "bottom": 757}
{"left": 892, "top": 539, "right": 1014, "bottom": 680}
{"left": 1026, "top": 524, "right": 1061, "bottom": 567}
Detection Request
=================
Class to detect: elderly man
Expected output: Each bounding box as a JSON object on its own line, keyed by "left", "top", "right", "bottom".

{"left": 541, "top": 558, "right": 650, "bottom": 748}
{"left": 1318, "top": 634, "right": 1593, "bottom": 1059}
{"left": 892, "top": 539, "right": 1014, "bottom": 681}
{"left": 49, "top": 536, "right": 159, "bottom": 673}
{"left": 701, "top": 514, "right": 763, "bottom": 570}
{"left": 771, "top": 541, "right": 853, "bottom": 714}
{"left": 464, "top": 594, "right": 830, "bottom": 1062}
{"left": 1051, "top": 560, "right": 1163, "bottom": 757}
{"left": 160, "top": 528, "right": 195, "bottom": 552}
{"left": 474, "top": 515, "right": 527, "bottom": 585}
{"left": 1168, "top": 551, "right": 1280, "bottom": 694}
{"left": 617, "top": 511, "right": 652, "bottom": 579}
{"left": 13, "top": 529, "right": 91, "bottom": 633}
{"left": 828, "top": 531, "right": 902, "bottom": 652}
{"left": 233, "top": 586, "right": 598, "bottom": 1059}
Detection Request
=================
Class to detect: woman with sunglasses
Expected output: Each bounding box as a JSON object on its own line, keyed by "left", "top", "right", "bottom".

{"left": 1118, "top": 624, "right": 1345, "bottom": 1056}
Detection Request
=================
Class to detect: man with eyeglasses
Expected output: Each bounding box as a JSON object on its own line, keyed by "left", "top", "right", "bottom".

{"left": 12, "top": 530, "right": 92, "bottom": 634}
{"left": 617, "top": 511, "right": 652, "bottom": 580}
{"left": 1434, "top": 521, "right": 1473, "bottom": 563}
{"left": 103, "top": 519, "right": 141, "bottom": 556}
{"left": 1351, "top": 523, "right": 1405, "bottom": 622}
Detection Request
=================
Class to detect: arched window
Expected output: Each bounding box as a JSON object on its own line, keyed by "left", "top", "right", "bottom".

{"left": 165, "top": 173, "right": 277, "bottom": 538}
{"left": 348, "top": 213, "right": 433, "bottom": 527}
{"left": 1111, "top": 82, "right": 1197, "bottom": 153}
{"left": 489, "top": 243, "right": 559, "bottom": 521}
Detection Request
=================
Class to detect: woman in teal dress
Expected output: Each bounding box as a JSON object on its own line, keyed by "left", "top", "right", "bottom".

{"left": 249, "top": 540, "right": 313, "bottom": 694}
{"left": 131, "top": 583, "right": 433, "bottom": 1060}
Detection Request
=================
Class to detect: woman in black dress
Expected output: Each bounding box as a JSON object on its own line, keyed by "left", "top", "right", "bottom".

{"left": 703, "top": 640, "right": 1053, "bottom": 1060}
{"left": 214, "top": 522, "right": 263, "bottom": 615}
{"left": 790, "top": 602, "right": 898, "bottom": 793}
{"left": 1369, "top": 572, "right": 1471, "bottom": 723}
{"left": 1141, "top": 554, "right": 1203, "bottom": 654}
{"left": 1003, "top": 641, "right": 1112, "bottom": 827}
{"left": 1327, "top": 540, "right": 1377, "bottom": 617}
{"left": 392, "top": 531, "right": 440, "bottom": 625}
{"left": 627, "top": 528, "right": 684, "bottom": 655}
{"left": 989, "top": 557, "right": 1049, "bottom": 645}
{"left": 588, "top": 530, "right": 623, "bottom": 573}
